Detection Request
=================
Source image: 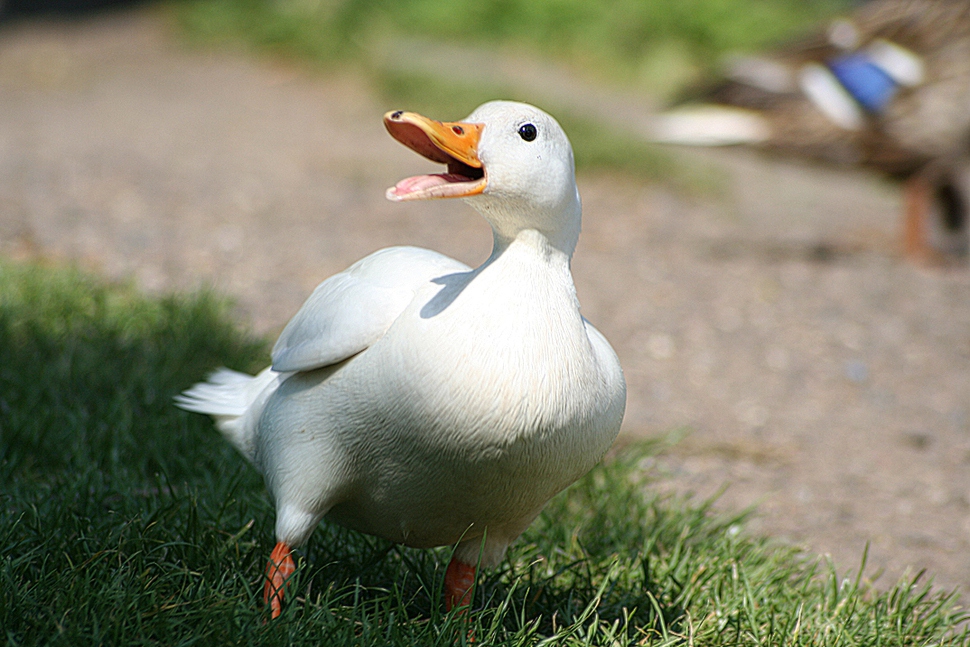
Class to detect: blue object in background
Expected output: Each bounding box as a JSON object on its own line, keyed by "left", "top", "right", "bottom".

{"left": 828, "top": 53, "right": 899, "bottom": 113}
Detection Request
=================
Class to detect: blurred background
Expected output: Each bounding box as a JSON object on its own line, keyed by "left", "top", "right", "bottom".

{"left": 2, "top": 0, "right": 969, "bottom": 597}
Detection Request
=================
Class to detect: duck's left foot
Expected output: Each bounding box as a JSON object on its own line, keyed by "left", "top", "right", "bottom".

{"left": 264, "top": 541, "right": 295, "bottom": 619}
{"left": 444, "top": 557, "right": 477, "bottom": 612}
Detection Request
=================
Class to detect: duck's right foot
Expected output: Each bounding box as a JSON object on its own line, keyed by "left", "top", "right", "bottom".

{"left": 263, "top": 541, "right": 295, "bottom": 619}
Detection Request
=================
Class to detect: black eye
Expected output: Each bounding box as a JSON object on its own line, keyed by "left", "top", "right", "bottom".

{"left": 518, "top": 123, "right": 537, "bottom": 142}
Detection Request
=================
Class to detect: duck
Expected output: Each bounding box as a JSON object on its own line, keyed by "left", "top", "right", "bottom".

{"left": 175, "top": 100, "right": 627, "bottom": 618}
{"left": 650, "top": 0, "right": 970, "bottom": 261}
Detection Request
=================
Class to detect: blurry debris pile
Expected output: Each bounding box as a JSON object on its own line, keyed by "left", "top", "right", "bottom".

{"left": 652, "top": 0, "right": 970, "bottom": 262}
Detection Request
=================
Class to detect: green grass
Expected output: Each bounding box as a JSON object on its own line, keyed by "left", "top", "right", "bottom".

{"left": 2, "top": 259, "right": 968, "bottom": 646}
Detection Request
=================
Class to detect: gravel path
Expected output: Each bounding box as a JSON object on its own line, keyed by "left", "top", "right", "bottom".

{"left": 2, "top": 9, "right": 969, "bottom": 594}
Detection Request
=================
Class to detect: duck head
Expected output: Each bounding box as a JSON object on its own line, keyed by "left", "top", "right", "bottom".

{"left": 385, "top": 100, "right": 582, "bottom": 255}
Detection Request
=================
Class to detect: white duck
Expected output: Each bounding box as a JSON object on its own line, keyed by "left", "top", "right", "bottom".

{"left": 175, "top": 100, "right": 626, "bottom": 618}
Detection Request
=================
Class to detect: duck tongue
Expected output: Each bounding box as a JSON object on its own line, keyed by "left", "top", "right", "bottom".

{"left": 386, "top": 173, "right": 480, "bottom": 201}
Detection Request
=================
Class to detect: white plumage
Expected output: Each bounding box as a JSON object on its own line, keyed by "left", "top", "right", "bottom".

{"left": 176, "top": 100, "right": 626, "bottom": 616}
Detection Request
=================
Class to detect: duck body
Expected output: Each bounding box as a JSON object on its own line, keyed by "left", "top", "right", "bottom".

{"left": 254, "top": 236, "right": 622, "bottom": 563}
{"left": 177, "top": 100, "right": 626, "bottom": 616}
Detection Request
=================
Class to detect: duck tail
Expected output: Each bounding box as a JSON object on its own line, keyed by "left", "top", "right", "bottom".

{"left": 647, "top": 105, "right": 771, "bottom": 146}
{"left": 175, "top": 367, "right": 278, "bottom": 461}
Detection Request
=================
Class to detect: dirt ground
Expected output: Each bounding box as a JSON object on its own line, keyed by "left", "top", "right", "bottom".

{"left": 2, "top": 9, "right": 969, "bottom": 595}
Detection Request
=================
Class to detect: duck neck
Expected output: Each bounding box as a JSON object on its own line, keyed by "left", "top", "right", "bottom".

{"left": 477, "top": 191, "right": 582, "bottom": 263}
{"left": 486, "top": 228, "right": 566, "bottom": 269}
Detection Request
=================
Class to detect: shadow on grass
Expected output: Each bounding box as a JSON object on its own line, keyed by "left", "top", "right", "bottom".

{"left": 0, "top": 260, "right": 266, "bottom": 482}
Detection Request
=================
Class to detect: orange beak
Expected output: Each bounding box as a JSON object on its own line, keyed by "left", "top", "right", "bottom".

{"left": 384, "top": 110, "right": 486, "bottom": 201}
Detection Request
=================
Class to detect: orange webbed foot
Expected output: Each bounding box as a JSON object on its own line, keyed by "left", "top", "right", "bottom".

{"left": 444, "top": 557, "right": 477, "bottom": 612}
{"left": 263, "top": 542, "right": 295, "bottom": 619}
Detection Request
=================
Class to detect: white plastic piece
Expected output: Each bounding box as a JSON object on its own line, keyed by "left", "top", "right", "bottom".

{"left": 867, "top": 39, "right": 925, "bottom": 87}
{"left": 827, "top": 18, "right": 860, "bottom": 50}
{"left": 648, "top": 106, "right": 771, "bottom": 146}
{"left": 799, "top": 62, "right": 865, "bottom": 130}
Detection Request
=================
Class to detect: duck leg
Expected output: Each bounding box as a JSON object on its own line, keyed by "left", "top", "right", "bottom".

{"left": 264, "top": 541, "right": 295, "bottom": 618}
{"left": 903, "top": 174, "right": 931, "bottom": 262}
{"left": 444, "top": 556, "right": 477, "bottom": 611}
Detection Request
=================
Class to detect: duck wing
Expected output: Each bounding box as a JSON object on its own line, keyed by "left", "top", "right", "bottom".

{"left": 271, "top": 246, "right": 471, "bottom": 372}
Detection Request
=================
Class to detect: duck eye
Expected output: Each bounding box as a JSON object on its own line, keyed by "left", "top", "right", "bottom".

{"left": 518, "top": 123, "right": 537, "bottom": 142}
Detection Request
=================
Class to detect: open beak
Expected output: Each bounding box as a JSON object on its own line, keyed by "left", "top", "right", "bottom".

{"left": 384, "top": 110, "right": 486, "bottom": 201}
